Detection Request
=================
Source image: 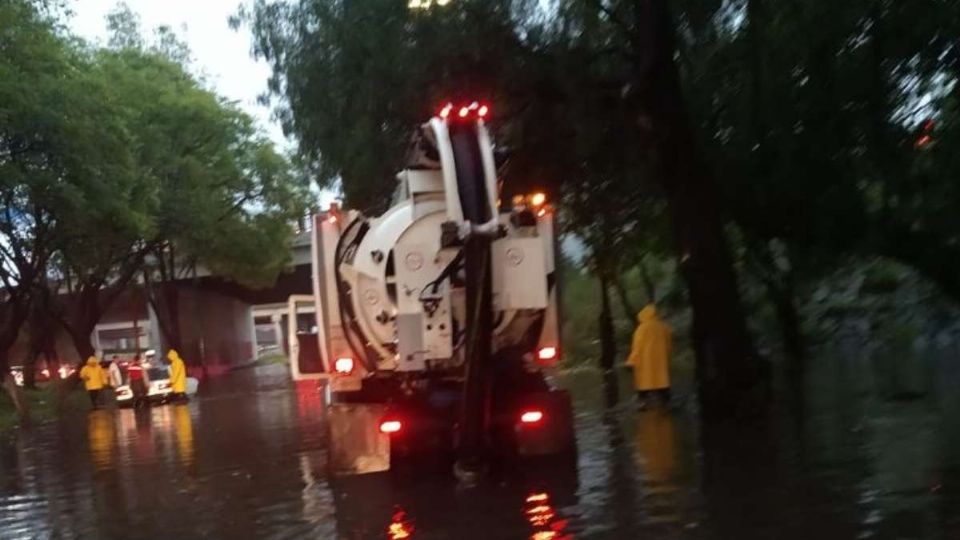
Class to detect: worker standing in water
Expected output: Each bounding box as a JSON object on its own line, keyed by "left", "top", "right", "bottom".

{"left": 79, "top": 356, "right": 106, "bottom": 409}
{"left": 107, "top": 358, "right": 123, "bottom": 388}
{"left": 626, "top": 304, "right": 673, "bottom": 409}
{"left": 167, "top": 349, "right": 188, "bottom": 402}
{"left": 127, "top": 356, "right": 150, "bottom": 408}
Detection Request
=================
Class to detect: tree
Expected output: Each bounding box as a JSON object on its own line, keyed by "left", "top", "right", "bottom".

{"left": 244, "top": 0, "right": 775, "bottom": 418}
{"left": 48, "top": 10, "right": 309, "bottom": 361}
{"left": 674, "top": 0, "right": 960, "bottom": 373}
{"left": 47, "top": 47, "right": 157, "bottom": 360}
{"left": 241, "top": 0, "right": 540, "bottom": 211}
{"left": 0, "top": 0, "right": 60, "bottom": 381}
{"left": 245, "top": 0, "right": 960, "bottom": 420}
{"left": 539, "top": 0, "right": 770, "bottom": 417}
{"left": 143, "top": 137, "right": 308, "bottom": 356}
{"left": 1, "top": 0, "right": 137, "bottom": 370}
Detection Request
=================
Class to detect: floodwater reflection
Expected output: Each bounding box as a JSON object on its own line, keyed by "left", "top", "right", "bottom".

{"left": 387, "top": 506, "right": 415, "bottom": 539}
{"left": 525, "top": 491, "right": 572, "bottom": 540}
{"left": 633, "top": 410, "right": 676, "bottom": 485}
{"left": 0, "top": 358, "right": 957, "bottom": 539}
{"left": 171, "top": 404, "right": 194, "bottom": 466}
{"left": 87, "top": 410, "right": 115, "bottom": 471}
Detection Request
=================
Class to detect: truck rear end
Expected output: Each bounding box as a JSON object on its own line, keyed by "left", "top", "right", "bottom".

{"left": 289, "top": 104, "right": 574, "bottom": 476}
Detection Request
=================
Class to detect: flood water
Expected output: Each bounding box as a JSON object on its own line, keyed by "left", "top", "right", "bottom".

{"left": 1, "top": 354, "right": 958, "bottom": 539}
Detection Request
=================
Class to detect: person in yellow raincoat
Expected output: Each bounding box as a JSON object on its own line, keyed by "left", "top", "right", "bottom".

{"left": 166, "top": 349, "right": 188, "bottom": 402}
{"left": 626, "top": 304, "right": 673, "bottom": 408}
{"left": 79, "top": 356, "right": 106, "bottom": 409}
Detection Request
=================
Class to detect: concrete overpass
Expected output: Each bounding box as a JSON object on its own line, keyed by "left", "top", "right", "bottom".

{"left": 10, "top": 229, "right": 315, "bottom": 377}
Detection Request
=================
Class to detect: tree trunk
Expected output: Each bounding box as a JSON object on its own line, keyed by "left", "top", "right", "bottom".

{"left": 612, "top": 273, "right": 636, "bottom": 322}
{"left": 598, "top": 271, "right": 616, "bottom": 371}
{"left": 2, "top": 371, "right": 29, "bottom": 420}
{"left": 771, "top": 283, "right": 803, "bottom": 365}
{"left": 639, "top": 261, "right": 656, "bottom": 304}
{"left": 0, "top": 306, "right": 30, "bottom": 418}
{"left": 65, "top": 286, "right": 101, "bottom": 363}
{"left": 149, "top": 282, "right": 183, "bottom": 352}
{"left": 29, "top": 331, "right": 59, "bottom": 390}
{"left": 23, "top": 354, "right": 37, "bottom": 390}
{"left": 634, "top": 0, "right": 768, "bottom": 420}
{"left": 67, "top": 322, "right": 97, "bottom": 362}
{"left": 0, "top": 298, "right": 29, "bottom": 377}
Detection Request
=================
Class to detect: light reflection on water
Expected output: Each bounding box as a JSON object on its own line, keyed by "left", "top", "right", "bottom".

{"left": 0, "top": 356, "right": 957, "bottom": 539}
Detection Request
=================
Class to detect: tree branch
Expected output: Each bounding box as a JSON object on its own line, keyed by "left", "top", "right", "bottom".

{"left": 582, "top": 0, "right": 637, "bottom": 45}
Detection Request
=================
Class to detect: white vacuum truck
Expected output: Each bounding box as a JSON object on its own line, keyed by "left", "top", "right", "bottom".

{"left": 289, "top": 102, "right": 574, "bottom": 477}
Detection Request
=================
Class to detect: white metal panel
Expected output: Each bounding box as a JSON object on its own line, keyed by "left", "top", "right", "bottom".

{"left": 347, "top": 200, "right": 447, "bottom": 362}
{"left": 393, "top": 243, "right": 453, "bottom": 362}
{"left": 537, "top": 212, "right": 557, "bottom": 274}
{"left": 394, "top": 243, "right": 432, "bottom": 313}
{"left": 317, "top": 215, "right": 351, "bottom": 365}
{"left": 407, "top": 169, "right": 444, "bottom": 194}
{"left": 492, "top": 237, "right": 549, "bottom": 310}
{"left": 539, "top": 287, "right": 560, "bottom": 351}
{"left": 396, "top": 313, "right": 427, "bottom": 371}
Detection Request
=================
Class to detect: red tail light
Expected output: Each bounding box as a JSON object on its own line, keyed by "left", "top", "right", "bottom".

{"left": 380, "top": 419, "right": 403, "bottom": 434}
{"left": 334, "top": 357, "right": 354, "bottom": 374}
{"left": 438, "top": 101, "right": 491, "bottom": 122}
{"left": 537, "top": 347, "right": 557, "bottom": 362}
{"left": 520, "top": 410, "right": 544, "bottom": 425}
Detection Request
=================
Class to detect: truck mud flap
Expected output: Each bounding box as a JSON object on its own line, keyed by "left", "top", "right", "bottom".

{"left": 327, "top": 403, "right": 390, "bottom": 475}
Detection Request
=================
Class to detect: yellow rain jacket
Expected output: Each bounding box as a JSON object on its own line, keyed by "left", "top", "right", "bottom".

{"left": 167, "top": 349, "right": 187, "bottom": 394}
{"left": 79, "top": 357, "right": 105, "bottom": 391}
{"left": 626, "top": 305, "right": 673, "bottom": 391}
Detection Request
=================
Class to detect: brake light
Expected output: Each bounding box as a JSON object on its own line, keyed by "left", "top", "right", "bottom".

{"left": 520, "top": 410, "right": 544, "bottom": 425}
{"left": 439, "top": 101, "right": 492, "bottom": 122}
{"left": 537, "top": 347, "right": 557, "bottom": 362}
{"left": 380, "top": 420, "right": 403, "bottom": 434}
{"left": 334, "top": 357, "right": 354, "bottom": 374}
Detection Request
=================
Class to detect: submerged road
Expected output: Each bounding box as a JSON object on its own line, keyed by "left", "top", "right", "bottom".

{"left": 1, "top": 357, "right": 958, "bottom": 539}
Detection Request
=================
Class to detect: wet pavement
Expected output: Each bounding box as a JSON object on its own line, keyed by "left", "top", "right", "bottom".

{"left": 1, "top": 354, "right": 959, "bottom": 539}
